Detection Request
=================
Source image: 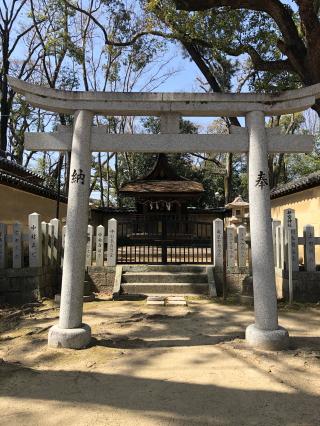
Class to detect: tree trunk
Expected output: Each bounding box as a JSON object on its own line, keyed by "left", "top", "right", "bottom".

{"left": 224, "top": 152, "right": 233, "bottom": 203}
{"left": 0, "top": 27, "right": 10, "bottom": 156}
{"left": 98, "top": 152, "right": 104, "bottom": 207}
{"left": 107, "top": 152, "right": 110, "bottom": 208}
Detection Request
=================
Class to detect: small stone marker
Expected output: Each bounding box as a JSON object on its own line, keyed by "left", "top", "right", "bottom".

{"left": 86, "top": 224, "right": 94, "bottom": 266}
{"left": 226, "top": 226, "right": 236, "bottom": 267}
{"left": 12, "top": 222, "right": 22, "bottom": 269}
{"left": 283, "top": 209, "right": 295, "bottom": 269}
{"left": 0, "top": 223, "right": 6, "bottom": 269}
{"left": 28, "top": 213, "right": 42, "bottom": 267}
{"left": 213, "top": 219, "right": 223, "bottom": 271}
{"left": 283, "top": 209, "right": 295, "bottom": 230}
{"left": 283, "top": 209, "right": 297, "bottom": 303}
{"left": 96, "top": 225, "right": 105, "bottom": 267}
{"left": 107, "top": 218, "right": 117, "bottom": 266}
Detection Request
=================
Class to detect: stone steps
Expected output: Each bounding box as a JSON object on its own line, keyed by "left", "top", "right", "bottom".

{"left": 119, "top": 264, "right": 214, "bottom": 297}
{"left": 122, "top": 265, "right": 207, "bottom": 273}
{"left": 122, "top": 271, "right": 208, "bottom": 284}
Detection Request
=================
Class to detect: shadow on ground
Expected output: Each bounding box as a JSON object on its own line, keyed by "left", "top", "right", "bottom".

{"left": 0, "top": 360, "right": 319, "bottom": 425}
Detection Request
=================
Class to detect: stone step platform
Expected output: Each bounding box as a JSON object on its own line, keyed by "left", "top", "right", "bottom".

{"left": 122, "top": 265, "right": 208, "bottom": 273}
{"left": 122, "top": 271, "right": 208, "bottom": 284}
{"left": 121, "top": 282, "right": 209, "bottom": 295}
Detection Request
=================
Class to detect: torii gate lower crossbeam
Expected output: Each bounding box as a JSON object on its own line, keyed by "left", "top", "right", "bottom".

{"left": 9, "top": 77, "right": 319, "bottom": 351}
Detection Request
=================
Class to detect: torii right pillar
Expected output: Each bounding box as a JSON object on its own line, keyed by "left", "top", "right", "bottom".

{"left": 246, "top": 111, "right": 289, "bottom": 350}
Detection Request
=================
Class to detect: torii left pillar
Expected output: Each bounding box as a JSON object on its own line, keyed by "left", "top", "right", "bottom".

{"left": 48, "top": 110, "right": 93, "bottom": 348}
{"left": 245, "top": 111, "right": 289, "bottom": 350}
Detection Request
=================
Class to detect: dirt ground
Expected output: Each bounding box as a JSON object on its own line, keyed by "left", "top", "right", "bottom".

{"left": 0, "top": 297, "right": 320, "bottom": 426}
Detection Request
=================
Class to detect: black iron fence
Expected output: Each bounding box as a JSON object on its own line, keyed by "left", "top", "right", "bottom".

{"left": 117, "top": 218, "right": 212, "bottom": 264}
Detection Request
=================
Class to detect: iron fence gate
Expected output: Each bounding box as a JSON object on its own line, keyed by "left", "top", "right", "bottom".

{"left": 117, "top": 217, "right": 212, "bottom": 264}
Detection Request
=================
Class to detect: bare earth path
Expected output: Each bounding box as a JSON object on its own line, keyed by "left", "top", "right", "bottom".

{"left": 0, "top": 298, "right": 319, "bottom": 426}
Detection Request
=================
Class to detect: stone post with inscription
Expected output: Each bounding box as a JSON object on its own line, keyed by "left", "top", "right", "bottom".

{"left": 272, "top": 220, "right": 281, "bottom": 266}
{"left": 85, "top": 225, "right": 94, "bottom": 267}
{"left": 42, "top": 222, "right": 49, "bottom": 266}
{"left": 237, "top": 225, "right": 247, "bottom": 268}
{"left": 107, "top": 219, "right": 117, "bottom": 267}
{"left": 245, "top": 111, "right": 289, "bottom": 350}
{"left": 0, "top": 223, "right": 7, "bottom": 269}
{"left": 213, "top": 219, "right": 224, "bottom": 271}
{"left": 12, "top": 222, "right": 22, "bottom": 269}
{"left": 226, "top": 226, "right": 236, "bottom": 267}
{"left": 304, "top": 225, "right": 316, "bottom": 271}
{"left": 48, "top": 110, "right": 93, "bottom": 349}
{"left": 28, "top": 213, "right": 42, "bottom": 268}
{"left": 96, "top": 225, "right": 105, "bottom": 267}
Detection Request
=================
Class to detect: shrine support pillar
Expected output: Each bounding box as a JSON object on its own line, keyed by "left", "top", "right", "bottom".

{"left": 48, "top": 110, "right": 93, "bottom": 349}
{"left": 245, "top": 111, "right": 289, "bottom": 350}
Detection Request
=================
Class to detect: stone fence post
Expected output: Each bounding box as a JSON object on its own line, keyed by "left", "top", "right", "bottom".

{"left": 289, "top": 227, "right": 299, "bottom": 272}
{"left": 85, "top": 225, "right": 94, "bottom": 267}
{"left": 304, "top": 225, "right": 316, "bottom": 271}
{"left": 106, "top": 219, "right": 117, "bottom": 267}
{"left": 61, "top": 225, "right": 66, "bottom": 268}
{"left": 272, "top": 220, "right": 281, "bottom": 266}
{"left": 237, "top": 225, "right": 247, "bottom": 268}
{"left": 48, "top": 223, "right": 54, "bottom": 265}
{"left": 96, "top": 225, "right": 105, "bottom": 267}
{"left": 28, "top": 213, "right": 42, "bottom": 268}
{"left": 50, "top": 218, "right": 61, "bottom": 266}
{"left": 12, "top": 222, "right": 22, "bottom": 269}
{"left": 42, "top": 222, "right": 49, "bottom": 266}
{"left": 275, "top": 224, "right": 282, "bottom": 269}
{"left": 226, "top": 226, "right": 235, "bottom": 267}
{"left": 0, "top": 223, "right": 7, "bottom": 269}
{"left": 213, "top": 219, "right": 223, "bottom": 271}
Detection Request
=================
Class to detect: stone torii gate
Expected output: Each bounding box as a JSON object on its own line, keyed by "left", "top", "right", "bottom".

{"left": 8, "top": 76, "right": 319, "bottom": 351}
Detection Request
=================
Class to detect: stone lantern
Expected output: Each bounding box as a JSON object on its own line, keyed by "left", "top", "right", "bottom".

{"left": 225, "top": 195, "right": 249, "bottom": 228}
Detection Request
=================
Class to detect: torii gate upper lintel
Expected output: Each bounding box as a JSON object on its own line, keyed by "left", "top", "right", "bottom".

{"left": 8, "top": 76, "right": 319, "bottom": 351}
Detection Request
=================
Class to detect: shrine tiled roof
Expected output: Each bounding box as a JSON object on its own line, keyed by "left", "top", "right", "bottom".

{"left": 270, "top": 171, "right": 320, "bottom": 199}
{"left": 0, "top": 158, "right": 67, "bottom": 202}
{"left": 119, "top": 154, "right": 204, "bottom": 197}
{"left": 0, "top": 156, "right": 43, "bottom": 183}
{"left": 119, "top": 179, "right": 204, "bottom": 195}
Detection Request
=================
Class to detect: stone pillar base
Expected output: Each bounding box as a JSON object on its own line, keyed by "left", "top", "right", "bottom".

{"left": 246, "top": 324, "right": 289, "bottom": 351}
{"left": 48, "top": 323, "right": 91, "bottom": 349}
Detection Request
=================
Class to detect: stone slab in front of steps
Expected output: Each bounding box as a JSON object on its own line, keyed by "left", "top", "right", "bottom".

{"left": 121, "top": 282, "right": 209, "bottom": 295}
{"left": 147, "top": 295, "right": 187, "bottom": 306}
{"left": 122, "top": 271, "right": 208, "bottom": 284}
